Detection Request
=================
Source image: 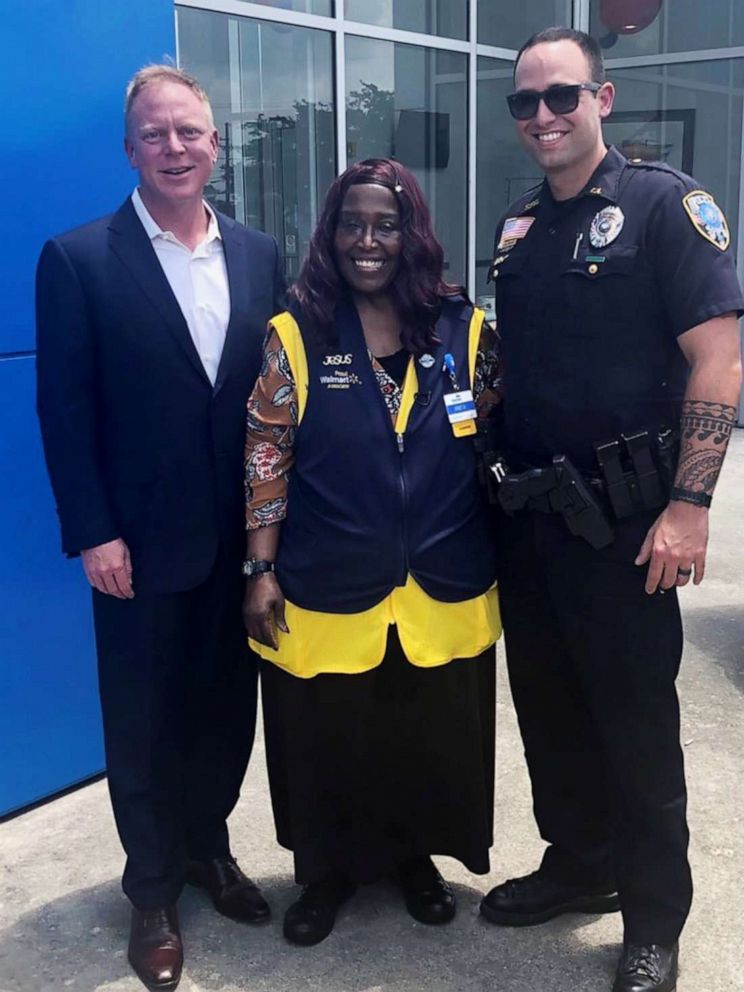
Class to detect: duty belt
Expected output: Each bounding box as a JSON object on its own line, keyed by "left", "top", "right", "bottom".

{"left": 481, "top": 428, "right": 677, "bottom": 550}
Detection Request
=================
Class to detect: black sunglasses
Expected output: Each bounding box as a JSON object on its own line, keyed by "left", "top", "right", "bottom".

{"left": 506, "top": 83, "right": 601, "bottom": 121}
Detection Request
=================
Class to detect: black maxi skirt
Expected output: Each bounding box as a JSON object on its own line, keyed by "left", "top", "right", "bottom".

{"left": 260, "top": 626, "right": 496, "bottom": 885}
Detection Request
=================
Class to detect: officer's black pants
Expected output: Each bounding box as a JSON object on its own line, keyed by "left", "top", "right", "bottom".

{"left": 92, "top": 549, "right": 258, "bottom": 910}
{"left": 497, "top": 507, "right": 692, "bottom": 944}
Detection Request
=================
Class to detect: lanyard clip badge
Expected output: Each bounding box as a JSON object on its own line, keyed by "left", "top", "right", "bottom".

{"left": 442, "top": 352, "right": 477, "bottom": 437}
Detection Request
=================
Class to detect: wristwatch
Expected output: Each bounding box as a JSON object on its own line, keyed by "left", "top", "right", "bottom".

{"left": 670, "top": 486, "right": 712, "bottom": 509}
{"left": 242, "top": 558, "right": 276, "bottom": 578}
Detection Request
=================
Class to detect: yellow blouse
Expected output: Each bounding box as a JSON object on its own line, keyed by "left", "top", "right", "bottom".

{"left": 251, "top": 577, "right": 500, "bottom": 678}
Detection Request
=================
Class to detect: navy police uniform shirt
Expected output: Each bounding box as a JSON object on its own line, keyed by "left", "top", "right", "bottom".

{"left": 491, "top": 144, "right": 744, "bottom": 470}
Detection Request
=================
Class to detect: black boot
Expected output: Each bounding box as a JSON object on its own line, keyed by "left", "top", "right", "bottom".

{"left": 396, "top": 856, "right": 456, "bottom": 925}
{"left": 283, "top": 875, "right": 356, "bottom": 946}
{"left": 480, "top": 868, "right": 619, "bottom": 926}
{"left": 613, "top": 943, "right": 678, "bottom": 992}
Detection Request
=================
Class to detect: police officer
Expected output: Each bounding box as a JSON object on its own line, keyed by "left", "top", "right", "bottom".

{"left": 479, "top": 27, "right": 744, "bottom": 992}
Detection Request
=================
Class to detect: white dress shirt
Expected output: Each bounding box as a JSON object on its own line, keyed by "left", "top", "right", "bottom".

{"left": 131, "top": 188, "right": 230, "bottom": 386}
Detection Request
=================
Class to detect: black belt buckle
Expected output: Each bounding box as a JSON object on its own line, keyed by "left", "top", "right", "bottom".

{"left": 594, "top": 439, "right": 634, "bottom": 518}
{"left": 622, "top": 430, "right": 665, "bottom": 509}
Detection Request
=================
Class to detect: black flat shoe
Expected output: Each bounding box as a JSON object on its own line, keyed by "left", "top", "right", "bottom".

{"left": 613, "top": 943, "right": 678, "bottom": 992}
{"left": 283, "top": 876, "right": 356, "bottom": 946}
{"left": 186, "top": 856, "right": 270, "bottom": 924}
{"left": 396, "top": 856, "right": 456, "bottom": 925}
{"left": 480, "top": 869, "right": 620, "bottom": 926}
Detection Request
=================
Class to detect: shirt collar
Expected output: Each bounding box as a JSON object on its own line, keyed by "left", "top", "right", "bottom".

{"left": 131, "top": 187, "right": 222, "bottom": 245}
{"left": 538, "top": 144, "right": 628, "bottom": 211}
{"left": 576, "top": 145, "right": 628, "bottom": 203}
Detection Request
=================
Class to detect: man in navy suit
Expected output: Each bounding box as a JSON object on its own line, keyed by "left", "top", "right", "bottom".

{"left": 36, "top": 65, "right": 285, "bottom": 991}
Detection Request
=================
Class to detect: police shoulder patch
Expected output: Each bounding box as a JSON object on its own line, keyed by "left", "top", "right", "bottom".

{"left": 682, "top": 190, "right": 730, "bottom": 251}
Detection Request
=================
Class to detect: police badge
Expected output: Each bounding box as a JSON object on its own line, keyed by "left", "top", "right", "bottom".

{"left": 682, "top": 190, "right": 730, "bottom": 251}
{"left": 589, "top": 205, "right": 625, "bottom": 248}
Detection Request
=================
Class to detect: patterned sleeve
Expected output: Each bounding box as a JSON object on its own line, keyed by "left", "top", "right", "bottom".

{"left": 244, "top": 327, "right": 298, "bottom": 530}
{"left": 473, "top": 320, "right": 501, "bottom": 423}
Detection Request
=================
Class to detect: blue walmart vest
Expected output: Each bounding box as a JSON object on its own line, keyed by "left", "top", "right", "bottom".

{"left": 273, "top": 297, "right": 497, "bottom": 613}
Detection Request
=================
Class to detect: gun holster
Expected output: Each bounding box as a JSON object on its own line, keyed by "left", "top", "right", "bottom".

{"left": 496, "top": 455, "right": 615, "bottom": 550}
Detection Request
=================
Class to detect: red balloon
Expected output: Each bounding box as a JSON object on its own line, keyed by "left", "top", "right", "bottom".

{"left": 600, "top": 0, "right": 662, "bottom": 34}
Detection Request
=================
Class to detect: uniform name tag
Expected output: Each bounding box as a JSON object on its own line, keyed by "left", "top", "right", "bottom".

{"left": 444, "top": 390, "right": 477, "bottom": 437}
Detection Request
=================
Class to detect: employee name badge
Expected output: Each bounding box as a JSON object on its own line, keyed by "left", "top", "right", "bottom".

{"left": 443, "top": 389, "right": 477, "bottom": 437}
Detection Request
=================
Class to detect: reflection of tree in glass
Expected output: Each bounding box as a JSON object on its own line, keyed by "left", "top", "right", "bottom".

{"left": 204, "top": 91, "right": 404, "bottom": 279}
{"left": 204, "top": 123, "right": 235, "bottom": 217}
{"left": 206, "top": 101, "right": 335, "bottom": 222}
{"left": 205, "top": 88, "right": 392, "bottom": 218}
{"left": 346, "top": 82, "right": 395, "bottom": 162}
{"left": 205, "top": 100, "right": 335, "bottom": 282}
{"left": 205, "top": 117, "right": 293, "bottom": 218}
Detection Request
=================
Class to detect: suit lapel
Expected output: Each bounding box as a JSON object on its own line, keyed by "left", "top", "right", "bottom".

{"left": 107, "top": 199, "right": 212, "bottom": 387}
{"left": 214, "top": 213, "right": 253, "bottom": 397}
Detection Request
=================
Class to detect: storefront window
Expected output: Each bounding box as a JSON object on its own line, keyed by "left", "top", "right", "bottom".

{"left": 345, "top": 36, "right": 468, "bottom": 284}
{"left": 177, "top": 7, "right": 336, "bottom": 282}
{"left": 608, "top": 58, "right": 744, "bottom": 252}
{"left": 475, "top": 57, "right": 528, "bottom": 310}
{"left": 478, "top": 1, "right": 572, "bottom": 50}
{"left": 590, "top": 0, "right": 744, "bottom": 58}
{"left": 345, "top": 0, "right": 468, "bottom": 41}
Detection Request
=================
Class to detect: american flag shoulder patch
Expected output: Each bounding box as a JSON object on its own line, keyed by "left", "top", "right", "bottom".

{"left": 498, "top": 216, "right": 535, "bottom": 248}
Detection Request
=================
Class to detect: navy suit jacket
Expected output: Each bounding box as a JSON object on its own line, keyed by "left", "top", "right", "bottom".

{"left": 36, "top": 198, "right": 285, "bottom": 594}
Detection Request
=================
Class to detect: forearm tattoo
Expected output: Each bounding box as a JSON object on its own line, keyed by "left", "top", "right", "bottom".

{"left": 674, "top": 400, "right": 737, "bottom": 496}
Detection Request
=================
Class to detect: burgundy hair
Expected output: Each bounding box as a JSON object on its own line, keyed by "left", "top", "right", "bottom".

{"left": 290, "top": 158, "right": 465, "bottom": 354}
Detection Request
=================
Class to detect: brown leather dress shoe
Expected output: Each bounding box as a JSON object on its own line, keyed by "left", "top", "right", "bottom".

{"left": 128, "top": 905, "right": 182, "bottom": 992}
{"left": 186, "top": 856, "right": 271, "bottom": 923}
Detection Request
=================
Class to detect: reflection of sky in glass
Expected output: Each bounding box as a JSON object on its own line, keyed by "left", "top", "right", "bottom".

{"left": 478, "top": 1, "right": 572, "bottom": 49}
{"left": 346, "top": 0, "right": 392, "bottom": 28}
{"left": 238, "top": 22, "right": 334, "bottom": 112}
{"left": 345, "top": 0, "right": 467, "bottom": 41}
{"left": 345, "top": 37, "right": 394, "bottom": 94}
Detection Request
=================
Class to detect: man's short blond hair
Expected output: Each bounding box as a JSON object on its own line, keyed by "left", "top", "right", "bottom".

{"left": 124, "top": 64, "right": 215, "bottom": 133}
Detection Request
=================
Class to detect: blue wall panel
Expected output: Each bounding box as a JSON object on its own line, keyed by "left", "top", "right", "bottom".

{"left": 0, "top": 358, "right": 104, "bottom": 813}
{"left": 0, "top": 1, "right": 175, "bottom": 815}
{"left": 2, "top": 0, "right": 176, "bottom": 353}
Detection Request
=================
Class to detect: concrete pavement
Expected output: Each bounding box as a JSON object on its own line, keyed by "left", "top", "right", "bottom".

{"left": 1, "top": 433, "right": 743, "bottom": 992}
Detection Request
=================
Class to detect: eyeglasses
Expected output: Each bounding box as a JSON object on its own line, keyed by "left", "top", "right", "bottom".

{"left": 506, "top": 83, "right": 601, "bottom": 121}
{"left": 336, "top": 217, "right": 401, "bottom": 241}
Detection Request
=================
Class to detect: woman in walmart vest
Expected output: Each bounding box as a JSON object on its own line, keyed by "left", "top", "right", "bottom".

{"left": 243, "top": 159, "right": 501, "bottom": 945}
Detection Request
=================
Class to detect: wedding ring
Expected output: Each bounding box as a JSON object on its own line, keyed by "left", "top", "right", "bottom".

{"left": 677, "top": 567, "right": 692, "bottom": 577}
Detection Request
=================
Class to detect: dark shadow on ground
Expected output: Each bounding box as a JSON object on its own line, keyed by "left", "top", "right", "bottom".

{"left": 0, "top": 874, "right": 623, "bottom": 992}
{"left": 683, "top": 604, "right": 744, "bottom": 695}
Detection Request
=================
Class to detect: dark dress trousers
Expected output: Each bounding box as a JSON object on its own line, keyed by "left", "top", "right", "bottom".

{"left": 36, "top": 198, "right": 285, "bottom": 908}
